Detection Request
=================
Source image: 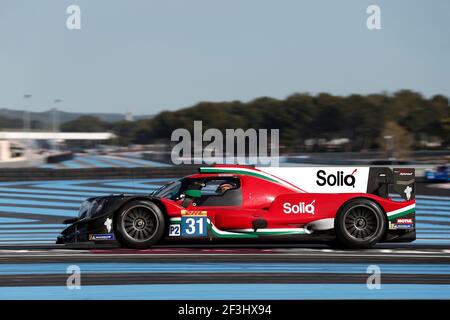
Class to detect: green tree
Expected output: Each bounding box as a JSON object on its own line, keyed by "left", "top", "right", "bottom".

{"left": 57, "top": 90, "right": 450, "bottom": 152}
{"left": 377, "top": 121, "right": 413, "bottom": 158}
{"left": 61, "top": 116, "right": 109, "bottom": 132}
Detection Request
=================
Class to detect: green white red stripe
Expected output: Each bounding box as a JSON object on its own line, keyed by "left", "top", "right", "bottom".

{"left": 386, "top": 203, "right": 416, "bottom": 220}
{"left": 200, "top": 167, "right": 305, "bottom": 192}
{"left": 230, "top": 228, "right": 308, "bottom": 236}
{"left": 169, "top": 217, "right": 307, "bottom": 238}
{"left": 170, "top": 202, "right": 416, "bottom": 238}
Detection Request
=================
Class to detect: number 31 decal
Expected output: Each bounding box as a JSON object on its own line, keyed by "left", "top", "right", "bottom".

{"left": 181, "top": 217, "right": 207, "bottom": 237}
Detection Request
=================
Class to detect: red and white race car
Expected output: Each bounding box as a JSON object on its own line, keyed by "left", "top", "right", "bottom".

{"left": 57, "top": 165, "right": 416, "bottom": 249}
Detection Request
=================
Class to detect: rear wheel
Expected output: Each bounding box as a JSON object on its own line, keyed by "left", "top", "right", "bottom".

{"left": 335, "top": 198, "right": 386, "bottom": 249}
{"left": 114, "top": 200, "right": 165, "bottom": 249}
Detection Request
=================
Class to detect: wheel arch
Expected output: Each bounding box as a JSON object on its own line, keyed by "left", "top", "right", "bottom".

{"left": 112, "top": 196, "right": 169, "bottom": 231}
{"left": 112, "top": 196, "right": 168, "bottom": 248}
{"left": 335, "top": 196, "right": 389, "bottom": 239}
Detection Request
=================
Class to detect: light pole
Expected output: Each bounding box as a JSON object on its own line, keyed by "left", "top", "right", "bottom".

{"left": 23, "top": 94, "right": 32, "bottom": 131}
{"left": 52, "top": 99, "right": 61, "bottom": 132}
{"left": 384, "top": 135, "right": 395, "bottom": 160}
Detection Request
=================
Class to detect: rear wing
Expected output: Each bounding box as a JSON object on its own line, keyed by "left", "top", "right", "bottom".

{"left": 366, "top": 168, "right": 415, "bottom": 200}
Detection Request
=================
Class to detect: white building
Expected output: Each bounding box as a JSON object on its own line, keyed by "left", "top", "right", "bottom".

{"left": 0, "top": 131, "right": 116, "bottom": 168}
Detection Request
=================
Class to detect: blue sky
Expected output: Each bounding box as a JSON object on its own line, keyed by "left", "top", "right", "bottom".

{"left": 0, "top": 0, "right": 449, "bottom": 115}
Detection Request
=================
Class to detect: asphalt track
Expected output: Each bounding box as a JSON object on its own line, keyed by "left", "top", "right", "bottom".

{"left": 0, "top": 177, "right": 449, "bottom": 299}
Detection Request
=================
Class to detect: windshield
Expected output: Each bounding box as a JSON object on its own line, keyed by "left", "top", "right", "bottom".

{"left": 152, "top": 177, "right": 240, "bottom": 201}
{"left": 152, "top": 180, "right": 182, "bottom": 199}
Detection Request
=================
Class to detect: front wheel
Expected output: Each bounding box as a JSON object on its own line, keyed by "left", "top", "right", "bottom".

{"left": 335, "top": 198, "right": 386, "bottom": 249}
{"left": 114, "top": 200, "right": 165, "bottom": 249}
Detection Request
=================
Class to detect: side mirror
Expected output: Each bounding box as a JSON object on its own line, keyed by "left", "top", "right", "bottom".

{"left": 185, "top": 189, "right": 202, "bottom": 198}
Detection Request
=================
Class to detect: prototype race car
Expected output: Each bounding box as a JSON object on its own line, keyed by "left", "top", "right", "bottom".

{"left": 57, "top": 165, "right": 416, "bottom": 249}
{"left": 425, "top": 164, "right": 449, "bottom": 182}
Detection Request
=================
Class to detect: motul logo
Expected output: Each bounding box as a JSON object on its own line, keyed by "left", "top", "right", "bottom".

{"left": 283, "top": 200, "right": 316, "bottom": 215}
{"left": 316, "top": 169, "right": 357, "bottom": 188}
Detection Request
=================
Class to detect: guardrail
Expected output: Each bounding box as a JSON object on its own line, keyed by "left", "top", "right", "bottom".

{"left": 0, "top": 164, "right": 434, "bottom": 181}
{"left": 0, "top": 165, "right": 201, "bottom": 181}
{"left": 46, "top": 151, "right": 74, "bottom": 163}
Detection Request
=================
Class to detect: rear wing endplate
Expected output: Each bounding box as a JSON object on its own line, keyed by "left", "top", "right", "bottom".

{"left": 367, "top": 167, "right": 415, "bottom": 200}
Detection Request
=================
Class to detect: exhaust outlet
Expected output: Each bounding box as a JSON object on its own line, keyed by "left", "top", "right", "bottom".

{"left": 305, "top": 225, "right": 314, "bottom": 234}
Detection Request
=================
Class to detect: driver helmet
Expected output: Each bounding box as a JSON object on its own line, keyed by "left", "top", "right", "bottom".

{"left": 216, "top": 182, "right": 237, "bottom": 194}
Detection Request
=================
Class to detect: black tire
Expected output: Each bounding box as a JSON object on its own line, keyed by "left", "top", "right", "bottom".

{"left": 335, "top": 198, "right": 386, "bottom": 249}
{"left": 114, "top": 200, "right": 165, "bottom": 249}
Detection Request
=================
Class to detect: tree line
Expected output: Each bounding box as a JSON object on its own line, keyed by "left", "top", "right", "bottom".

{"left": 39, "top": 90, "right": 450, "bottom": 152}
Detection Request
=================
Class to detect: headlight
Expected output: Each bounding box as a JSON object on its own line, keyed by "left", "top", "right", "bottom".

{"left": 86, "top": 199, "right": 106, "bottom": 219}
{"left": 78, "top": 199, "right": 106, "bottom": 219}
{"left": 78, "top": 200, "right": 92, "bottom": 219}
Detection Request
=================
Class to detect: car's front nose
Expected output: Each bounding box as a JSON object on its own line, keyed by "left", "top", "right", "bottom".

{"left": 56, "top": 222, "right": 85, "bottom": 244}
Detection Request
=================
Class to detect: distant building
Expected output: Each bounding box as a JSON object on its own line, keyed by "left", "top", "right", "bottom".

{"left": 0, "top": 132, "right": 115, "bottom": 140}
{"left": 0, "top": 132, "right": 116, "bottom": 167}
{"left": 0, "top": 140, "right": 46, "bottom": 167}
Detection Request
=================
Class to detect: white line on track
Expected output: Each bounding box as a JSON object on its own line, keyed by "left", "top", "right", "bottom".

{"left": 1, "top": 251, "right": 450, "bottom": 259}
